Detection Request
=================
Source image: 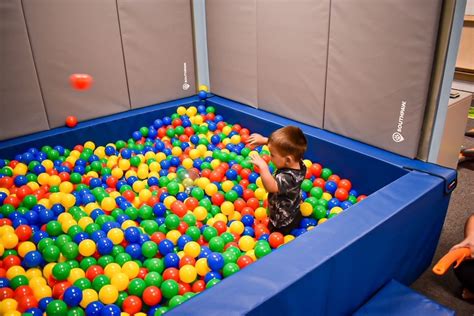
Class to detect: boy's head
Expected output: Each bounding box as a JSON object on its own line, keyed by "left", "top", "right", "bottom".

{"left": 268, "top": 126, "right": 307, "bottom": 168}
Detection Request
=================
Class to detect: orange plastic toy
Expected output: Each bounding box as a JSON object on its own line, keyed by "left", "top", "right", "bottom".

{"left": 432, "top": 248, "right": 472, "bottom": 275}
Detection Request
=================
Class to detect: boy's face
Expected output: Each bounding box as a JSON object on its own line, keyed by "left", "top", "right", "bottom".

{"left": 268, "top": 145, "right": 289, "bottom": 169}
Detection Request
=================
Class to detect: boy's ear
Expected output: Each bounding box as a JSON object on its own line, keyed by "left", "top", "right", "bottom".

{"left": 285, "top": 156, "right": 293, "bottom": 164}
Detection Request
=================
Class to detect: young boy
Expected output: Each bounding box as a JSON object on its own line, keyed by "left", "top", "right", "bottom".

{"left": 450, "top": 214, "right": 474, "bottom": 300}
{"left": 248, "top": 126, "right": 307, "bottom": 235}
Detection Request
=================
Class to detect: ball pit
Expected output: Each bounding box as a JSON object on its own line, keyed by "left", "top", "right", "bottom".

{"left": 0, "top": 100, "right": 369, "bottom": 315}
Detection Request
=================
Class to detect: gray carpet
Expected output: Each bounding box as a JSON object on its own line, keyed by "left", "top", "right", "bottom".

{"left": 411, "top": 118, "right": 474, "bottom": 315}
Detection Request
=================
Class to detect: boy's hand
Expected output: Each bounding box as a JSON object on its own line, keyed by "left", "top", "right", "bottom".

{"left": 249, "top": 154, "right": 268, "bottom": 170}
{"left": 247, "top": 133, "right": 268, "bottom": 147}
{"left": 450, "top": 237, "right": 474, "bottom": 258}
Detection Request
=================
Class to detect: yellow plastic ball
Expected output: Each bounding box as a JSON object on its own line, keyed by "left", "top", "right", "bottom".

{"left": 13, "top": 163, "right": 28, "bottom": 176}
{"left": 138, "top": 189, "right": 152, "bottom": 202}
{"left": 183, "top": 241, "right": 201, "bottom": 258}
{"left": 29, "top": 276, "right": 47, "bottom": 288}
{"left": 108, "top": 228, "right": 124, "bottom": 245}
{"left": 193, "top": 206, "right": 208, "bottom": 221}
{"left": 33, "top": 285, "right": 52, "bottom": 300}
{"left": 84, "top": 141, "right": 96, "bottom": 150}
{"left": 186, "top": 106, "right": 198, "bottom": 117}
{"left": 118, "top": 159, "right": 131, "bottom": 171}
{"left": 42, "top": 263, "right": 55, "bottom": 279}
{"left": 122, "top": 261, "right": 139, "bottom": 279}
{"left": 2, "top": 233, "right": 19, "bottom": 249}
{"left": 255, "top": 207, "right": 268, "bottom": 220}
{"left": 284, "top": 235, "right": 295, "bottom": 244}
{"left": 41, "top": 160, "right": 54, "bottom": 171}
{"left": 330, "top": 206, "right": 343, "bottom": 214}
{"left": 220, "top": 201, "right": 234, "bottom": 216}
{"left": 48, "top": 175, "right": 61, "bottom": 186}
{"left": 79, "top": 239, "right": 96, "bottom": 257}
{"left": 214, "top": 213, "right": 227, "bottom": 224}
{"left": 0, "top": 298, "right": 18, "bottom": 313}
{"left": 6, "top": 266, "right": 26, "bottom": 279}
{"left": 195, "top": 258, "right": 210, "bottom": 276}
{"left": 228, "top": 211, "right": 242, "bottom": 221}
{"left": 101, "top": 197, "right": 117, "bottom": 212}
{"left": 81, "top": 289, "right": 99, "bottom": 308}
{"left": 255, "top": 188, "right": 267, "bottom": 200}
{"left": 205, "top": 183, "right": 218, "bottom": 196}
{"left": 198, "top": 84, "right": 209, "bottom": 92}
{"left": 182, "top": 158, "right": 194, "bottom": 169}
{"left": 18, "top": 241, "right": 36, "bottom": 257}
{"left": 322, "top": 192, "right": 332, "bottom": 201}
{"left": 300, "top": 202, "right": 313, "bottom": 216}
{"left": 318, "top": 218, "right": 328, "bottom": 225}
{"left": 179, "top": 265, "right": 197, "bottom": 283}
{"left": 238, "top": 236, "right": 255, "bottom": 252}
{"left": 245, "top": 249, "right": 256, "bottom": 261}
{"left": 25, "top": 268, "right": 42, "bottom": 279}
{"left": 68, "top": 268, "right": 85, "bottom": 284}
{"left": 221, "top": 180, "right": 234, "bottom": 193}
{"left": 166, "top": 230, "right": 182, "bottom": 245}
{"left": 229, "top": 221, "right": 245, "bottom": 235}
{"left": 99, "top": 284, "right": 119, "bottom": 304}
{"left": 104, "top": 263, "right": 122, "bottom": 278}
{"left": 164, "top": 196, "right": 177, "bottom": 209}
{"left": 59, "top": 181, "right": 74, "bottom": 193}
{"left": 111, "top": 273, "right": 129, "bottom": 291}
{"left": 78, "top": 217, "right": 94, "bottom": 230}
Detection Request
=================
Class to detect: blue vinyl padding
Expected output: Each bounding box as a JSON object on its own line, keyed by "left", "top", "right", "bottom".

{"left": 354, "top": 280, "right": 455, "bottom": 316}
{"left": 0, "top": 94, "right": 457, "bottom": 315}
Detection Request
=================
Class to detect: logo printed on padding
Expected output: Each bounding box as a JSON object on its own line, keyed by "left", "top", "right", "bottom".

{"left": 393, "top": 101, "right": 407, "bottom": 143}
{"left": 183, "top": 62, "right": 189, "bottom": 90}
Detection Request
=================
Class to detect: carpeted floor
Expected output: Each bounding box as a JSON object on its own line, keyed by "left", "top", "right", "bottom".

{"left": 411, "top": 118, "right": 474, "bottom": 315}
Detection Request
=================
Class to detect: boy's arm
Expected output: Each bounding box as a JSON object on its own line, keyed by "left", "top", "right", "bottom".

{"left": 247, "top": 133, "right": 268, "bottom": 147}
{"left": 450, "top": 214, "right": 474, "bottom": 257}
{"left": 249, "top": 154, "right": 278, "bottom": 193}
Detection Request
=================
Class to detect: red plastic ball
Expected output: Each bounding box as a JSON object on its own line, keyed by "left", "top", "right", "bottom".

{"left": 237, "top": 255, "right": 254, "bottom": 269}
{"left": 211, "top": 193, "right": 225, "bottom": 206}
{"left": 52, "top": 281, "right": 71, "bottom": 299}
{"left": 171, "top": 201, "right": 187, "bottom": 217}
{"left": 184, "top": 197, "right": 199, "bottom": 211}
{"left": 191, "top": 280, "right": 205, "bottom": 293}
{"left": 213, "top": 221, "right": 227, "bottom": 235}
{"left": 162, "top": 268, "right": 180, "bottom": 282}
{"left": 143, "top": 286, "right": 162, "bottom": 306}
{"left": 178, "top": 282, "right": 191, "bottom": 295}
{"left": 268, "top": 232, "right": 284, "bottom": 249}
{"left": 17, "top": 295, "right": 38, "bottom": 312}
{"left": 65, "top": 116, "right": 78, "bottom": 128}
{"left": 335, "top": 188, "right": 349, "bottom": 201}
{"left": 313, "top": 178, "right": 326, "bottom": 189}
{"left": 179, "top": 256, "right": 196, "bottom": 268}
{"left": 69, "top": 73, "right": 93, "bottom": 90}
{"left": 85, "top": 265, "right": 104, "bottom": 281}
{"left": 15, "top": 225, "right": 33, "bottom": 242}
{"left": 122, "top": 295, "right": 143, "bottom": 315}
{"left": 14, "top": 285, "right": 34, "bottom": 299}
{"left": 338, "top": 179, "right": 352, "bottom": 191}
{"left": 0, "top": 287, "right": 14, "bottom": 300}
{"left": 3, "top": 255, "right": 21, "bottom": 270}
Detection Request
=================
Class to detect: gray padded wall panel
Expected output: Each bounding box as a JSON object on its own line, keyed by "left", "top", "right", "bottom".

{"left": 117, "top": 0, "right": 196, "bottom": 108}
{"left": 0, "top": 0, "right": 49, "bottom": 141}
{"left": 22, "top": 0, "right": 130, "bottom": 128}
{"left": 324, "top": 0, "right": 442, "bottom": 158}
{"left": 206, "top": 0, "right": 258, "bottom": 107}
{"left": 257, "top": 0, "right": 329, "bottom": 128}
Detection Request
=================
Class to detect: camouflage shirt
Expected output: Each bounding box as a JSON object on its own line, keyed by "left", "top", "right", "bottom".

{"left": 268, "top": 160, "right": 307, "bottom": 229}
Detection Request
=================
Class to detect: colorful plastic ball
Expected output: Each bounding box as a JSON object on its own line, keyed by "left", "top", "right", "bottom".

{"left": 206, "top": 252, "right": 224, "bottom": 271}
{"left": 69, "top": 74, "right": 93, "bottom": 91}
{"left": 122, "top": 296, "right": 142, "bottom": 315}
{"left": 98, "top": 285, "right": 118, "bottom": 305}
{"left": 46, "top": 299, "right": 68, "bottom": 316}
{"left": 23, "top": 251, "right": 43, "bottom": 268}
{"left": 85, "top": 301, "right": 104, "bottom": 316}
{"left": 63, "top": 286, "right": 83, "bottom": 307}
{"left": 52, "top": 262, "right": 71, "bottom": 281}
{"left": 160, "top": 279, "right": 179, "bottom": 299}
{"left": 100, "top": 304, "right": 121, "bottom": 316}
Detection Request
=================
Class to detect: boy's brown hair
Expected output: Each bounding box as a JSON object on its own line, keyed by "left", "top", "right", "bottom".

{"left": 268, "top": 126, "right": 307, "bottom": 161}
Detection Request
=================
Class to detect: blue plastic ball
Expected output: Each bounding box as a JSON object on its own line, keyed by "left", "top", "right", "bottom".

{"left": 207, "top": 252, "right": 224, "bottom": 271}
{"left": 63, "top": 286, "right": 83, "bottom": 307}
